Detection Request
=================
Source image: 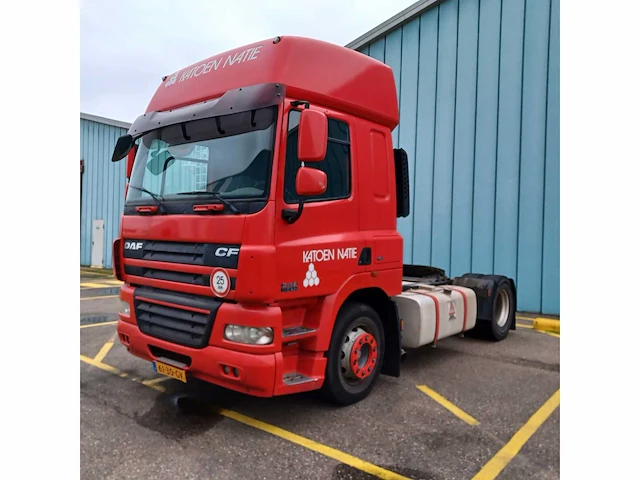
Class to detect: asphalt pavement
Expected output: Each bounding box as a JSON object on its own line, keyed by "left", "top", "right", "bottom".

{"left": 80, "top": 268, "right": 560, "bottom": 480}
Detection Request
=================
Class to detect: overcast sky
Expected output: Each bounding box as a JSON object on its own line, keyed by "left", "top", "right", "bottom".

{"left": 81, "top": 0, "right": 416, "bottom": 123}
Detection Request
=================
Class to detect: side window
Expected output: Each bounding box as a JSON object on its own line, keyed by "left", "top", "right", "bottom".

{"left": 284, "top": 110, "right": 351, "bottom": 203}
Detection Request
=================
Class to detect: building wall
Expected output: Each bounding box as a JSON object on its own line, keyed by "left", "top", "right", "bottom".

{"left": 358, "top": 0, "right": 559, "bottom": 314}
{"left": 80, "top": 117, "right": 128, "bottom": 269}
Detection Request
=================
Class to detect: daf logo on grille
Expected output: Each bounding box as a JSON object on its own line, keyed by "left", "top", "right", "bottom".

{"left": 124, "top": 241, "right": 144, "bottom": 251}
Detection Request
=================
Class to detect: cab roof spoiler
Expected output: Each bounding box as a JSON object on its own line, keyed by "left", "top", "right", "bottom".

{"left": 127, "top": 82, "right": 285, "bottom": 139}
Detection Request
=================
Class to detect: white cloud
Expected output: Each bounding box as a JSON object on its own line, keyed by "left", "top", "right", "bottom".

{"left": 81, "top": 0, "right": 416, "bottom": 122}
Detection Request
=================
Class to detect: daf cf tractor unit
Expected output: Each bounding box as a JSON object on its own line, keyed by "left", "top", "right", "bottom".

{"left": 111, "top": 36, "right": 517, "bottom": 405}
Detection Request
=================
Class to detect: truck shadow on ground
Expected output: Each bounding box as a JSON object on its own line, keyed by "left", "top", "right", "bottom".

{"left": 135, "top": 378, "right": 335, "bottom": 440}
{"left": 134, "top": 392, "right": 225, "bottom": 440}
{"left": 137, "top": 384, "right": 438, "bottom": 480}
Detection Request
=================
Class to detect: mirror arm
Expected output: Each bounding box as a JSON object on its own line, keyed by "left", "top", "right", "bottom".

{"left": 281, "top": 196, "right": 305, "bottom": 224}
{"left": 180, "top": 123, "right": 191, "bottom": 141}
{"left": 215, "top": 117, "right": 225, "bottom": 135}
{"left": 290, "top": 100, "right": 310, "bottom": 109}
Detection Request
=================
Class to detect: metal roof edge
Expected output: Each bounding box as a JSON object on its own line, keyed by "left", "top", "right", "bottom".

{"left": 345, "top": 0, "right": 445, "bottom": 51}
{"left": 80, "top": 112, "right": 131, "bottom": 129}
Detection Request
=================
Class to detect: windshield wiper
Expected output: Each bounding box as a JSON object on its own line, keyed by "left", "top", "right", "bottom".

{"left": 177, "top": 191, "right": 240, "bottom": 214}
{"left": 128, "top": 185, "right": 166, "bottom": 213}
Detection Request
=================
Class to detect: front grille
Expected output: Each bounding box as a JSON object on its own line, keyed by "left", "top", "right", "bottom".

{"left": 125, "top": 265, "right": 210, "bottom": 286}
{"left": 134, "top": 286, "right": 222, "bottom": 348}
{"left": 125, "top": 265, "right": 236, "bottom": 289}
{"left": 123, "top": 239, "right": 240, "bottom": 268}
{"left": 130, "top": 240, "right": 206, "bottom": 265}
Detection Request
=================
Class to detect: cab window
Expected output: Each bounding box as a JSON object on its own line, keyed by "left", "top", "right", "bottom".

{"left": 283, "top": 110, "right": 351, "bottom": 203}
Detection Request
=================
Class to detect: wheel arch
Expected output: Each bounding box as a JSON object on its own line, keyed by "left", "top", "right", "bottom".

{"left": 341, "top": 287, "right": 402, "bottom": 377}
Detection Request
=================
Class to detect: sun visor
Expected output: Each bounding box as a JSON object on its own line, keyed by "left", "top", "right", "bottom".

{"left": 128, "top": 82, "right": 285, "bottom": 137}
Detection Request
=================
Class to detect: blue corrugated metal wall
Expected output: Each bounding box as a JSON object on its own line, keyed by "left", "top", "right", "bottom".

{"left": 80, "top": 118, "right": 128, "bottom": 269}
{"left": 359, "top": 0, "right": 559, "bottom": 314}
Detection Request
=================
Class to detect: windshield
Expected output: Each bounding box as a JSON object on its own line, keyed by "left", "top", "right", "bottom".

{"left": 126, "top": 106, "right": 277, "bottom": 204}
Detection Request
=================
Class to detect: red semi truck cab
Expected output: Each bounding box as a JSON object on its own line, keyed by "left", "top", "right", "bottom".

{"left": 111, "top": 36, "right": 516, "bottom": 405}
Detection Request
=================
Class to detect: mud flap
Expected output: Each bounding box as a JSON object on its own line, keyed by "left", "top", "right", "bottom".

{"left": 381, "top": 299, "right": 402, "bottom": 377}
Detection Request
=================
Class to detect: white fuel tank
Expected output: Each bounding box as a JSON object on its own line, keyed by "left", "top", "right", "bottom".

{"left": 393, "top": 282, "right": 477, "bottom": 348}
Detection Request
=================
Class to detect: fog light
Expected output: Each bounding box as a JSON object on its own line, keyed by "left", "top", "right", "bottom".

{"left": 222, "top": 365, "right": 229, "bottom": 374}
{"left": 223, "top": 325, "right": 273, "bottom": 345}
{"left": 120, "top": 300, "right": 130, "bottom": 315}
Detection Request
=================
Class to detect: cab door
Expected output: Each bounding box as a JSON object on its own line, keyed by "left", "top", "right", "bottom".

{"left": 273, "top": 105, "right": 367, "bottom": 300}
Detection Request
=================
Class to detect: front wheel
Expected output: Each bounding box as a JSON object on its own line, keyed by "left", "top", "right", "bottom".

{"left": 320, "top": 302, "right": 385, "bottom": 406}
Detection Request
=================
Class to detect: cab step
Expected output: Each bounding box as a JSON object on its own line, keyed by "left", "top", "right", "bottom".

{"left": 282, "top": 326, "right": 317, "bottom": 339}
{"left": 282, "top": 372, "right": 319, "bottom": 386}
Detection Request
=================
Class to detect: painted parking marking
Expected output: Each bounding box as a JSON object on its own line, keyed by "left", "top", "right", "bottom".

{"left": 218, "top": 408, "right": 410, "bottom": 480}
{"left": 80, "top": 279, "right": 122, "bottom": 287}
{"left": 80, "top": 320, "right": 118, "bottom": 329}
{"left": 93, "top": 334, "right": 116, "bottom": 363}
{"left": 81, "top": 356, "right": 410, "bottom": 480}
{"left": 80, "top": 268, "right": 115, "bottom": 278}
{"left": 81, "top": 284, "right": 122, "bottom": 291}
{"left": 80, "top": 282, "right": 111, "bottom": 289}
{"left": 515, "top": 323, "right": 533, "bottom": 329}
{"left": 471, "top": 389, "right": 560, "bottom": 480}
{"left": 142, "top": 376, "right": 172, "bottom": 387}
{"left": 80, "top": 354, "right": 166, "bottom": 392}
{"left": 416, "top": 385, "right": 480, "bottom": 426}
{"left": 515, "top": 322, "right": 560, "bottom": 338}
{"left": 81, "top": 294, "right": 119, "bottom": 301}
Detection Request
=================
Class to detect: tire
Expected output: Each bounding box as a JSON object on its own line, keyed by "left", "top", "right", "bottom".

{"left": 478, "top": 278, "right": 516, "bottom": 341}
{"left": 320, "top": 302, "right": 385, "bottom": 406}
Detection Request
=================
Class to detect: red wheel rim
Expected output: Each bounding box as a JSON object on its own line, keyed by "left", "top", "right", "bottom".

{"left": 348, "top": 333, "right": 378, "bottom": 380}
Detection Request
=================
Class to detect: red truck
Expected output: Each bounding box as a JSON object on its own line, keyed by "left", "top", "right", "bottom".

{"left": 111, "top": 36, "right": 516, "bottom": 405}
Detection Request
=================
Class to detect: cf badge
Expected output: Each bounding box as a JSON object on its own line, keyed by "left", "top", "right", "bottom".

{"left": 210, "top": 268, "right": 231, "bottom": 298}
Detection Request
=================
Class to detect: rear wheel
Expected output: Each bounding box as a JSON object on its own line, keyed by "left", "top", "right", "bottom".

{"left": 478, "top": 278, "right": 515, "bottom": 341}
{"left": 320, "top": 302, "right": 385, "bottom": 405}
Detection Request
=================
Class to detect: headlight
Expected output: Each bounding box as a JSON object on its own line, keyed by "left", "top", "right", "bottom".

{"left": 224, "top": 325, "right": 273, "bottom": 345}
{"left": 120, "top": 300, "right": 130, "bottom": 315}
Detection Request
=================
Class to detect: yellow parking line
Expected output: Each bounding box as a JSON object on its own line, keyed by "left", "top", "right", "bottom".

{"left": 80, "top": 355, "right": 166, "bottom": 392}
{"left": 80, "top": 269, "right": 114, "bottom": 278}
{"left": 92, "top": 280, "right": 123, "bottom": 286}
{"left": 80, "top": 282, "right": 110, "bottom": 289}
{"left": 545, "top": 332, "right": 560, "bottom": 338}
{"left": 218, "top": 408, "right": 410, "bottom": 480}
{"left": 93, "top": 335, "right": 116, "bottom": 363}
{"left": 472, "top": 389, "right": 560, "bottom": 479}
{"left": 416, "top": 385, "right": 479, "bottom": 426}
{"left": 80, "top": 354, "right": 122, "bottom": 376}
{"left": 142, "top": 376, "right": 172, "bottom": 387}
{"left": 80, "top": 321, "right": 118, "bottom": 329}
{"left": 81, "top": 359, "right": 409, "bottom": 479}
{"left": 81, "top": 295, "right": 119, "bottom": 301}
{"left": 516, "top": 323, "right": 533, "bottom": 329}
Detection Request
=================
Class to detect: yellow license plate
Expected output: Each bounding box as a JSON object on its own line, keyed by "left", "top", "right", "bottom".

{"left": 153, "top": 361, "right": 187, "bottom": 383}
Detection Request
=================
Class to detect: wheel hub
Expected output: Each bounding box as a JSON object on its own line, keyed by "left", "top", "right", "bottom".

{"left": 340, "top": 327, "right": 378, "bottom": 381}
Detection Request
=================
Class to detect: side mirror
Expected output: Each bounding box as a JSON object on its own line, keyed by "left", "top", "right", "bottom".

{"left": 282, "top": 166, "right": 328, "bottom": 224}
{"left": 297, "top": 110, "right": 327, "bottom": 162}
{"left": 111, "top": 134, "right": 134, "bottom": 162}
{"left": 296, "top": 166, "right": 327, "bottom": 197}
{"left": 126, "top": 145, "right": 137, "bottom": 179}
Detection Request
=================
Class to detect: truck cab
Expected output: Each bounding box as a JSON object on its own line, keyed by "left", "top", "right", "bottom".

{"left": 112, "top": 36, "right": 515, "bottom": 405}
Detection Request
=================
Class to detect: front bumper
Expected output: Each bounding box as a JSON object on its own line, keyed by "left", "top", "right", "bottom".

{"left": 117, "top": 320, "right": 280, "bottom": 397}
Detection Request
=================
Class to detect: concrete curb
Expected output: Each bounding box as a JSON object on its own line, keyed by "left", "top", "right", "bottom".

{"left": 533, "top": 318, "right": 560, "bottom": 334}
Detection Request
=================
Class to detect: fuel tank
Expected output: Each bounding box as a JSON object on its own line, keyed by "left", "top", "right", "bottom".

{"left": 393, "top": 282, "right": 477, "bottom": 348}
